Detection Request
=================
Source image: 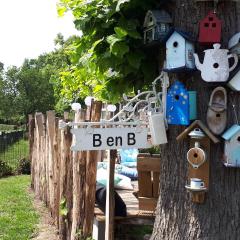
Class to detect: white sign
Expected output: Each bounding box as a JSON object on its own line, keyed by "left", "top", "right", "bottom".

{"left": 71, "top": 127, "right": 152, "bottom": 151}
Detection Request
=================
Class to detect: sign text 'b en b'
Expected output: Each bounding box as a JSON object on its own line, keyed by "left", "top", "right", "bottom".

{"left": 71, "top": 127, "right": 151, "bottom": 151}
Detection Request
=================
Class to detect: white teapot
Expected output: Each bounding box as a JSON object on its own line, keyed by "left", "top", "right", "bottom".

{"left": 194, "top": 43, "right": 238, "bottom": 82}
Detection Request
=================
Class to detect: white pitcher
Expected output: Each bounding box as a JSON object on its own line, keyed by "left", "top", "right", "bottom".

{"left": 194, "top": 43, "right": 238, "bottom": 82}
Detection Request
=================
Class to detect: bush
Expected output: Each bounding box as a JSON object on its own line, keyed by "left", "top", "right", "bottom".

{"left": 17, "top": 158, "right": 31, "bottom": 175}
{"left": 0, "top": 160, "right": 13, "bottom": 177}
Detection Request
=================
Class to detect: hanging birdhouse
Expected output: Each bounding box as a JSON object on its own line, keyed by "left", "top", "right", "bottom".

{"left": 198, "top": 11, "right": 221, "bottom": 45}
{"left": 228, "top": 32, "right": 240, "bottom": 56}
{"left": 177, "top": 120, "right": 219, "bottom": 204}
{"left": 228, "top": 66, "right": 240, "bottom": 91}
{"left": 166, "top": 81, "right": 197, "bottom": 126}
{"left": 194, "top": 44, "right": 238, "bottom": 82}
{"left": 164, "top": 29, "right": 195, "bottom": 72}
{"left": 143, "top": 10, "right": 172, "bottom": 45}
{"left": 222, "top": 125, "right": 240, "bottom": 167}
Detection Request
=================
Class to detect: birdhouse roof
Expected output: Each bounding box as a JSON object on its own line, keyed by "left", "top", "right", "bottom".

{"left": 176, "top": 120, "right": 219, "bottom": 143}
{"left": 166, "top": 28, "right": 195, "bottom": 42}
{"left": 201, "top": 11, "right": 221, "bottom": 22}
{"left": 228, "top": 32, "right": 240, "bottom": 49}
{"left": 222, "top": 125, "right": 240, "bottom": 141}
{"left": 144, "top": 10, "right": 172, "bottom": 27}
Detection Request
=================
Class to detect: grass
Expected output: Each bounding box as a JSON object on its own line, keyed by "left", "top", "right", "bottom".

{"left": 0, "top": 124, "right": 16, "bottom": 132}
{"left": 0, "top": 139, "right": 29, "bottom": 170}
{"left": 0, "top": 175, "right": 39, "bottom": 240}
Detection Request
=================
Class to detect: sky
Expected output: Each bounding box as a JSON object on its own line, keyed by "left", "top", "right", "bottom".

{"left": 0, "top": 0, "right": 79, "bottom": 68}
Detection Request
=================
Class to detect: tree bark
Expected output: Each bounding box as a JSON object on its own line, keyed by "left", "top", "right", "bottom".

{"left": 151, "top": 1, "right": 240, "bottom": 240}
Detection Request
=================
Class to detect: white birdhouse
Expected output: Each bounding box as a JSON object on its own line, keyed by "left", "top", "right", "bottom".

{"left": 164, "top": 29, "right": 195, "bottom": 72}
{"left": 222, "top": 125, "right": 240, "bottom": 167}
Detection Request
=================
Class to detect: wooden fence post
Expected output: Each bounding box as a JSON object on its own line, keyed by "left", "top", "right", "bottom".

{"left": 84, "top": 101, "right": 102, "bottom": 237}
{"left": 29, "top": 114, "right": 35, "bottom": 189}
{"left": 71, "top": 110, "right": 87, "bottom": 240}
{"left": 59, "top": 115, "right": 73, "bottom": 240}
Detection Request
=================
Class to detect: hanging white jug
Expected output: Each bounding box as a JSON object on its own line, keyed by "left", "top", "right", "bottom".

{"left": 194, "top": 43, "right": 238, "bottom": 82}
{"left": 148, "top": 112, "right": 167, "bottom": 145}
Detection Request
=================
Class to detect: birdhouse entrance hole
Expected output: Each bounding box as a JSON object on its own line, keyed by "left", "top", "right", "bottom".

{"left": 237, "top": 136, "right": 240, "bottom": 142}
{"left": 175, "top": 95, "right": 180, "bottom": 100}
{"left": 213, "top": 63, "right": 219, "bottom": 68}
{"left": 173, "top": 41, "right": 178, "bottom": 47}
{"left": 194, "top": 153, "right": 198, "bottom": 158}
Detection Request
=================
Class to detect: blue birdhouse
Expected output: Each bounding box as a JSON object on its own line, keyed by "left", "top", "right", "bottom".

{"left": 166, "top": 81, "right": 197, "bottom": 125}
{"left": 143, "top": 10, "right": 172, "bottom": 45}
{"left": 164, "top": 29, "right": 195, "bottom": 72}
{"left": 222, "top": 125, "right": 240, "bottom": 167}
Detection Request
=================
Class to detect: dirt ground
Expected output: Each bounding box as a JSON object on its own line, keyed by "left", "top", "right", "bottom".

{"left": 31, "top": 196, "right": 60, "bottom": 240}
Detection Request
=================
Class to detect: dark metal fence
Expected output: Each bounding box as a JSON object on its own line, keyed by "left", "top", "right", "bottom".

{"left": 0, "top": 131, "right": 28, "bottom": 175}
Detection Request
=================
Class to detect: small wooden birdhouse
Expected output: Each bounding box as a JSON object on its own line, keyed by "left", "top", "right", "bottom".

{"left": 164, "top": 29, "right": 195, "bottom": 72}
{"left": 166, "top": 81, "right": 196, "bottom": 126}
{"left": 222, "top": 125, "right": 240, "bottom": 167}
{"left": 143, "top": 10, "right": 172, "bottom": 45}
{"left": 198, "top": 11, "right": 221, "bottom": 45}
{"left": 228, "top": 32, "right": 240, "bottom": 56}
{"left": 177, "top": 120, "right": 219, "bottom": 204}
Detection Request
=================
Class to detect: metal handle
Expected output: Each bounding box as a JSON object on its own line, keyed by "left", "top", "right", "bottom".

{"left": 228, "top": 53, "right": 238, "bottom": 72}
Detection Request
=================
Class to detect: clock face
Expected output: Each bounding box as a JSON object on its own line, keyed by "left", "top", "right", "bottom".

{"left": 166, "top": 81, "right": 190, "bottom": 125}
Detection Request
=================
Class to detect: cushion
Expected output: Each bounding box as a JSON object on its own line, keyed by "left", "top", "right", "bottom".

{"left": 119, "top": 149, "right": 139, "bottom": 163}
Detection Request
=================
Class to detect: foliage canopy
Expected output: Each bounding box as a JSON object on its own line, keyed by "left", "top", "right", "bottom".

{"left": 57, "top": 0, "right": 159, "bottom": 103}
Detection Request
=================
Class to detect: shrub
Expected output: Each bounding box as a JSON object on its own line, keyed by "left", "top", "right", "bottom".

{"left": 17, "top": 158, "right": 31, "bottom": 175}
{"left": 0, "top": 160, "right": 13, "bottom": 177}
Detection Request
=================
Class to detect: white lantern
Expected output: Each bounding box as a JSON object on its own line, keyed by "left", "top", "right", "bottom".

{"left": 71, "top": 102, "right": 81, "bottom": 111}
{"left": 107, "top": 104, "right": 117, "bottom": 112}
{"left": 84, "top": 96, "right": 94, "bottom": 106}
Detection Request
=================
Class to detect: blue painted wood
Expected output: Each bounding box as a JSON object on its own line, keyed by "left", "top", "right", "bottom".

{"left": 166, "top": 81, "right": 190, "bottom": 125}
{"left": 189, "top": 91, "right": 197, "bottom": 120}
{"left": 222, "top": 125, "right": 240, "bottom": 167}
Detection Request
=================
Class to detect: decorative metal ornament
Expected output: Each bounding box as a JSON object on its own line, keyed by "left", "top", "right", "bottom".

{"left": 198, "top": 11, "right": 221, "bottom": 45}
{"left": 143, "top": 10, "right": 172, "bottom": 45}
{"left": 188, "top": 128, "right": 206, "bottom": 139}
{"left": 164, "top": 29, "right": 195, "bottom": 72}
{"left": 194, "top": 43, "right": 238, "bottom": 82}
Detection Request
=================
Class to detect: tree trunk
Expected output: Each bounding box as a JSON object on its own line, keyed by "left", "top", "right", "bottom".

{"left": 151, "top": 1, "right": 240, "bottom": 240}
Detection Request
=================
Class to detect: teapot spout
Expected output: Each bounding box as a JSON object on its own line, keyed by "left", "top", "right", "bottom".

{"left": 193, "top": 53, "right": 203, "bottom": 71}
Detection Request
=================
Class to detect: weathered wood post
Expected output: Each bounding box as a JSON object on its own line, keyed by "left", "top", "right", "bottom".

{"left": 84, "top": 101, "right": 102, "bottom": 237}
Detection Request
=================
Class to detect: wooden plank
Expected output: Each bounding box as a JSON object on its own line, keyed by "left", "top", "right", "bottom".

{"left": 138, "top": 171, "right": 152, "bottom": 198}
{"left": 138, "top": 197, "right": 158, "bottom": 212}
{"left": 29, "top": 114, "right": 35, "bottom": 189}
{"left": 84, "top": 101, "right": 102, "bottom": 237}
{"left": 137, "top": 156, "right": 160, "bottom": 172}
{"left": 153, "top": 172, "right": 160, "bottom": 198}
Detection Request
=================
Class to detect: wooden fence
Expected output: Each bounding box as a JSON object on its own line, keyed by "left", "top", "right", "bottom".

{"left": 30, "top": 101, "right": 102, "bottom": 240}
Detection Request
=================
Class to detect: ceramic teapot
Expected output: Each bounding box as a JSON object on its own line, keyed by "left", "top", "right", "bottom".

{"left": 194, "top": 43, "right": 238, "bottom": 82}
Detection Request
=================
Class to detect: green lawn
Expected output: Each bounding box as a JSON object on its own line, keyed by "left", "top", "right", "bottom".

{"left": 0, "top": 175, "right": 39, "bottom": 240}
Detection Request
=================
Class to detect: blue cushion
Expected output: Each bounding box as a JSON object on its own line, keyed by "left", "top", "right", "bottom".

{"left": 119, "top": 149, "right": 138, "bottom": 163}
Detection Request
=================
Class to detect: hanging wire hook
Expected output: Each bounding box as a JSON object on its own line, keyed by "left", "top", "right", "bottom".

{"left": 213, "top": 0, "right": 218, "bottom": 14}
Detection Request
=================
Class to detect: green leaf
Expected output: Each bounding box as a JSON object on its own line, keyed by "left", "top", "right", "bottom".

{"left": 111, "top": 41, "right": 129, "bottom": 58}
{"left": 116, "top": 0, "right": 130, "bottom": 11}
{"left": 114, "top": 27, "right": 127, "bottom": 38}
{"left": 57, "top": 5, "right": 67, "bottom": 17}
{"left": 127, "top": 51, "right": 145, "bottom": 69}
{"left": 106, "top": 34, "right": 121, "bottom": 46}
{"left": 60, "top": 208, "right": 68, "bottom": 217}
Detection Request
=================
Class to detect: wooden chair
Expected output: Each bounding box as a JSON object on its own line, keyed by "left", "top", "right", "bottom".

{"left": 137, "top": 153, "right": 160, "bottom": 212}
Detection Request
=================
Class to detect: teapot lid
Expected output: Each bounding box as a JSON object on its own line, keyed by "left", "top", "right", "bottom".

{"left": 188, "top": 128, "right": 206, "bottom": 139}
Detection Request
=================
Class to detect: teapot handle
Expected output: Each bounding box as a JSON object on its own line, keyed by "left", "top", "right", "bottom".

{"left": 228, "top": 53, "right": 238, "bottom": 72}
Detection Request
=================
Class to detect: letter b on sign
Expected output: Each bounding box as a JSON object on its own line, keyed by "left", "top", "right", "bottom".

{"left": 128, "top": 133, "right": 136, "bottom": 146}
{"left": 93, "top": 134, "right": 102, "bottom": 147}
